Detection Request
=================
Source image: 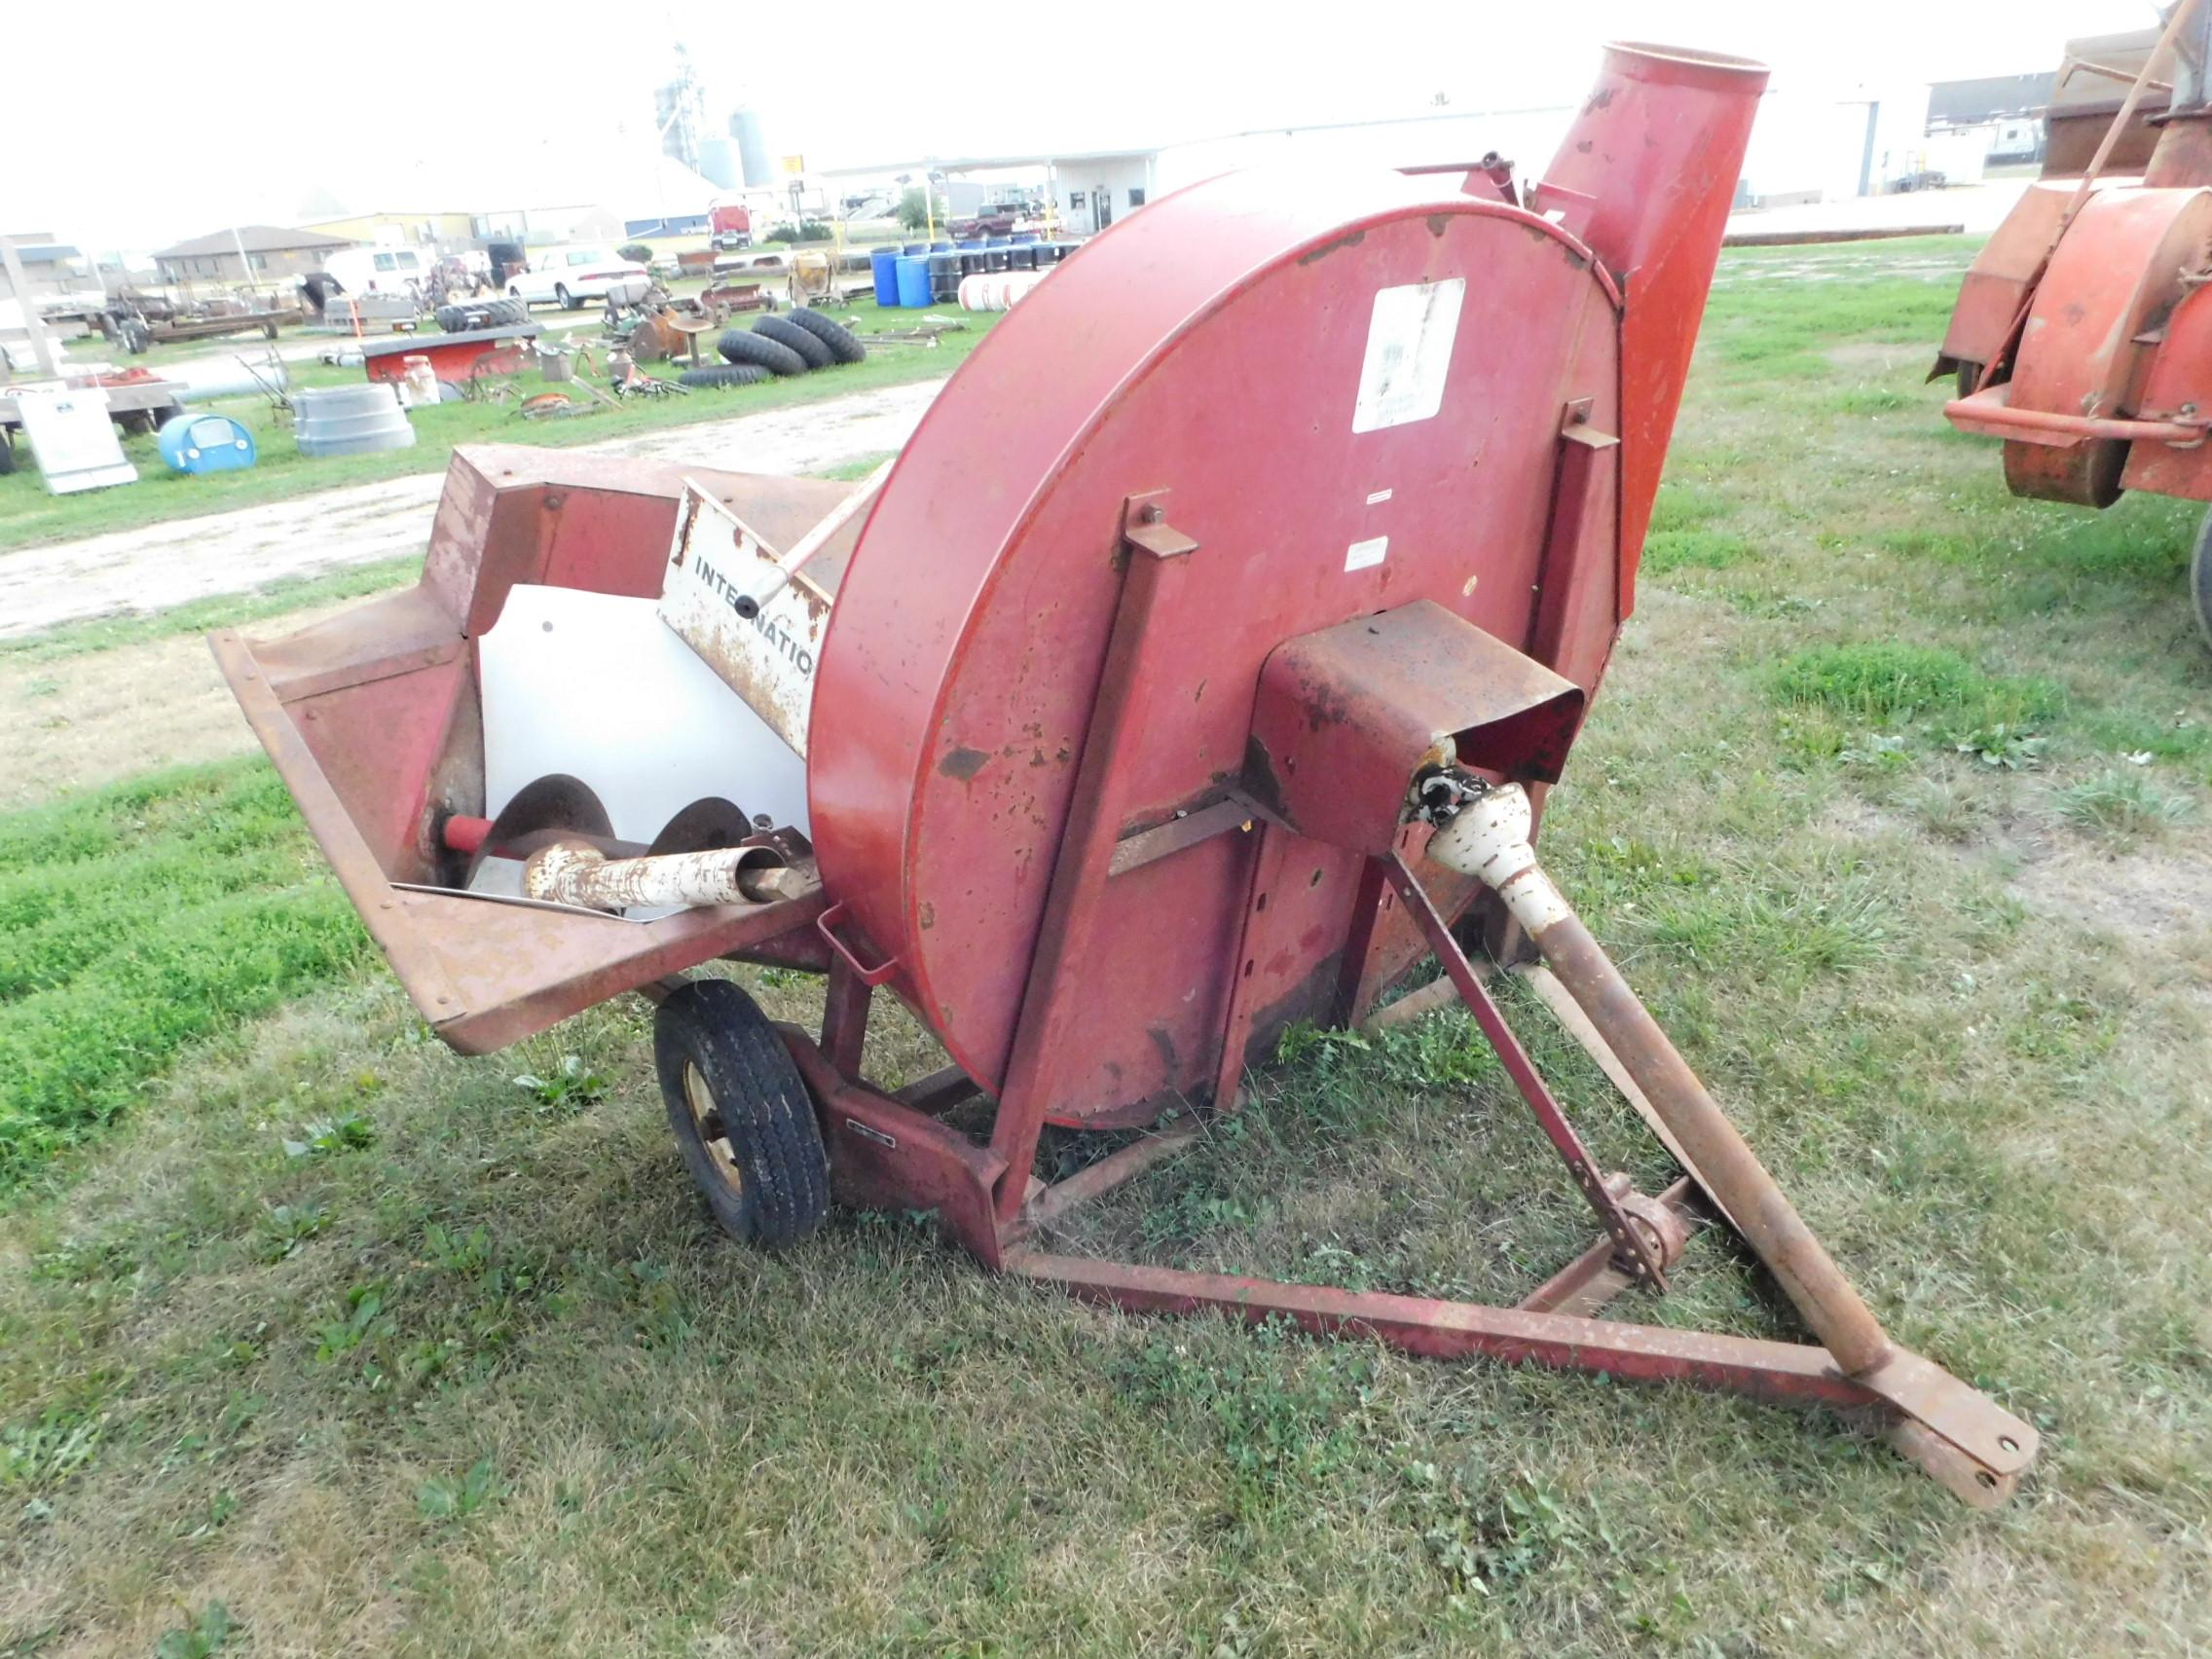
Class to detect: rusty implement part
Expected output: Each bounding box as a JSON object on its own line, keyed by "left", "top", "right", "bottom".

{"left": 456, "top": 772, "right": 612, "bottom": 885}
{"left": 1520, "top": 1175, "right": 1697, "bottom": 1316}
{"left": 1382, "top": 856, "right": 1668, "bottom": 1292}
{"left": 1246, "top": 603, "right": 1585, "bottom": 857}
{"left": 780, "top": 1026, "right": 1008, "bottom": 1269}
{"left": 721, "top": 457, "right": 894, "bottom": 621}
{"left": 2123, "top": 281, "right": 2212, "bottom": 500}
{"left": 659, "top": 483, "right": 828, "bottom": 756}
{"left": 523, "top": 840, "right": 803, "bottom": 911}
{"left": 1017, "top": 1118, "right": 1208, "bottom": 1239}
{"left": 985, "top": 498, "right": 1199, "bottom": 1219}
{"left": 1424, "top": 783, "right": 2040, "bottom": 1485}
{"left": 1515, "top": 962, "right": 1736, "bottom": 1233}
{"left": 1003, "top": 1244, "right": 2035, "bottom": 1500}
{"left": 1000, "top": 1245, "right": 2029, "bottom": 1488}
{"left": 1945, "top": 386, "right": 2210, "bottom": 450}
{"left": 1936, "top": 185, "right": 2076, "bottom": 382}
{"left": 1427, "top": 785, "right": 1890, "bottom": 1374}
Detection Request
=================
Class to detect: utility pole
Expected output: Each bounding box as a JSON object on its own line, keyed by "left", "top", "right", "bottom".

{"left": 0, "top": 235, "right": 59, "bottom": 380}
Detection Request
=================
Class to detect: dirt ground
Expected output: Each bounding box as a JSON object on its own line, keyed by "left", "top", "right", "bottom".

{"left": 0, "top": 377, "right": 945, "bottom": 642}
{"left": 0, "top": 597, "right": 365, "bottom": 811}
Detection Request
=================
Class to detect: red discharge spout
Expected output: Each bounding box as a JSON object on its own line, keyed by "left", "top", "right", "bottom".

{"left": 1525, "top": 42, "right": 1769, "bottom": 601}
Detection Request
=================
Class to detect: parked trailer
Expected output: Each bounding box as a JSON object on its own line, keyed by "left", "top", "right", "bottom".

{"left": 1936, "top": 0, "right": 2212, "bottom": 645}
{"left": 213, "top": 41, "right": 2038, "bottom": 1507}
{"left": 146, "top": 307, "right": 300, "bottom": 345}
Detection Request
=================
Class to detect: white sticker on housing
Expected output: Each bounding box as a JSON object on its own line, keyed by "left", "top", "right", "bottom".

{"left": 1351, "top": 278, "right": 1465, "bottom": 434}
{"left": 1345, "top": 535, "right": 1388, "bottom": 572}
{"left": 1365, "top": 488, "right": 1393, "bottom": 505}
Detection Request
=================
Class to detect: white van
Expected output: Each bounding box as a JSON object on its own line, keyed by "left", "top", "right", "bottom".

{"left": 319, "top": 246, "right": 429, "bottom": 296}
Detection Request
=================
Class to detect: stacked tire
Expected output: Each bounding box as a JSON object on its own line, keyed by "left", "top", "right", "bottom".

{"left": 436, "top": 297, "right": 526, "bottom": 333}
{"left": 702, "top": 310, "right": 868, "bottom": 388}
{"left": 681, "top": 363, "right": 772, "bottom": 389}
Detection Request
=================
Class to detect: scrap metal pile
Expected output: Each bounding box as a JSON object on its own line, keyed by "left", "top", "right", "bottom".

{"left": 213, "top": 41, "right": 2039, "bottom": 1505}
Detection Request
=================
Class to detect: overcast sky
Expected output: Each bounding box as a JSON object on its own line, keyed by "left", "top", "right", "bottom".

{"left": 10, "top": 0, "right": 2167, "bottom": 253}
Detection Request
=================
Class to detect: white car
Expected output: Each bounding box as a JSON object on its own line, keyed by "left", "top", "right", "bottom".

{"left": 506, "top": 246, "right": 651, "bottom": 310}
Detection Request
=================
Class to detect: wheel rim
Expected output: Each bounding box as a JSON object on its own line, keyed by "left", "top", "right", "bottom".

{"left": 682, "top": 1062, "right": 743, "bottom": 1194}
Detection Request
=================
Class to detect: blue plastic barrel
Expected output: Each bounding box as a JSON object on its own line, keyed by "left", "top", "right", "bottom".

{"left": 957, "top": 238, "right": 985, "bottom": 250}
{"left": 930, "top": 240, "right": 953, "bottom": 252}
{"left": 1008, "top": 245, "right": 1036, "bottom": 271}
{"left": 902, "top": 240, "right": 927, "bottom": 256}
{"left": 870, "top": 246, "right": 901, "bottom": 306}
{"left": 1013, "top": 230, "right": 1040, "bottom": 243}
{"left": 895, "top": 255, "right": 932, "bottom": 308}
{"left": 156, "top": 411, "right": 256, "bottom": 474}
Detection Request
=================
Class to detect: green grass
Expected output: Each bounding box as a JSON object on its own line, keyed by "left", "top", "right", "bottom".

{"left": 1771, "top": 641, "right": 2061, "bottom": 725}
{"left": 0, "top": 299, "right": 997, "bottom": 553}
{"left": 0, "top": 759, "right": 364, "bottom": 1187}
{"left": 2, "top": 234, "right": 2212, "bottom": 1653}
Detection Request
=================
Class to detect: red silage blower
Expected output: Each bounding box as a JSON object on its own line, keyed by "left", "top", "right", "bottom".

{"left": 215, "top": 41, "right": 2038, "bottom": 1505}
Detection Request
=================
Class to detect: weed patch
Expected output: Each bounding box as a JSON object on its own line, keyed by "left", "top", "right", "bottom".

{"left": 2057, "top": 768, "right": 2195, "bottom": 841}
{"left": 1772, "top": 642, "right": 2060, "bottom": 728}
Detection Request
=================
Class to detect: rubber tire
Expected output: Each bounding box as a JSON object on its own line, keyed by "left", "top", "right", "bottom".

{"left": 681, "top": 363, "right": 771, "bottom": 388}
{"left": 653, "top": 979, "right": 830, "bottom": 1247}
{"left": 2193, "top": 505, "right": 2212, "bottom": 653}
{"left": 784, "top": 307, "right": 867, "bottom": 364}
{"left": 717, "top": 328, "right": 809, "bottom": 376}
{"left": 753, "top": 313, "right": 834, "bottom": 370}
{"left": 436, "top": 304, "right": 468, "bottom": 333}
{"left": 1955, "top": 360, "right": 1982, "bottom": 399}
{"left": 492, "top": 297, "right": 527, "bottom": 327}
{"left": 555, "top": 283, "right": 574, "bottom": 310}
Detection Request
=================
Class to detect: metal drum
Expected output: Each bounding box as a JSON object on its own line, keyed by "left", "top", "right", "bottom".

{"left": 927, "top": 251, "right": 961, "bottom": 303}
{"left": 293, "top": 384, "right": 415, "bottom": 458}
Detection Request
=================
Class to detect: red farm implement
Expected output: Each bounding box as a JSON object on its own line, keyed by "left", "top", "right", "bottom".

{"left": 214, "top": 42, "right": 2039, "bottom": 1506}
{"left": 1936, "top": 0, "right": 2212, "bottom": 643}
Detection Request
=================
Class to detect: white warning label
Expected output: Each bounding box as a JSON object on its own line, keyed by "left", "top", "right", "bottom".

{"left": 1351, "top": 278, "right": 1465, "bottom": 434}
{"left": 1344, "top": 535, "right": 1388, "bottom": 572}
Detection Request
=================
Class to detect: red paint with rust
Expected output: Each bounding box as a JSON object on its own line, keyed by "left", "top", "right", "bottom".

{"left": 806, "top": 44, "right": 1766, "bottom": 1124}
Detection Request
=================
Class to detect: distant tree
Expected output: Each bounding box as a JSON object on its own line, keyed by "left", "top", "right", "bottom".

{"left": 898, "top": 188, "right": 930, "bottom": 232}
{"left": 617, "top": 241, "right": 654, "bottom": 265}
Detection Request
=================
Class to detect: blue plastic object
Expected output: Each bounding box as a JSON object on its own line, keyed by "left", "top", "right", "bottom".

{"left": 895, "top": 255, "right": 932, "bottom": 308}
{"left": 870, "top": 246, "right": 902, "bottom": 306}
{"left": 156, "top": 411, "right": 256, "bottom": 474}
